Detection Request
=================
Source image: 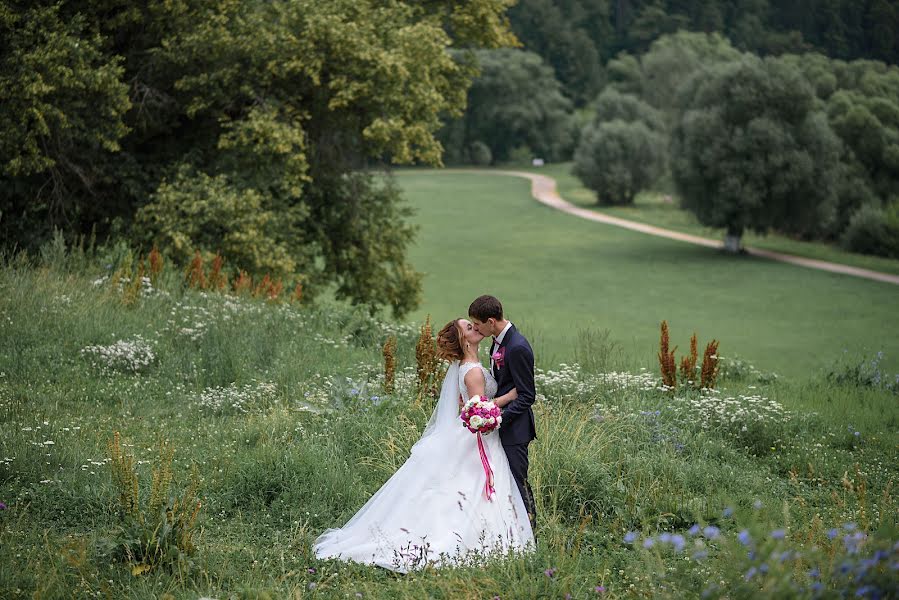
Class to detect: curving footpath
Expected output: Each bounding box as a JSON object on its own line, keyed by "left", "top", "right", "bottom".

{"left": 448, "top": 169, "right": 899, "bottom": 286}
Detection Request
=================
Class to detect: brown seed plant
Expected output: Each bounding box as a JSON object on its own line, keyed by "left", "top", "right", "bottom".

{"left": 207, "top": 253, "right": 228, "bottom": 291}
{"left": 106, "top": 432, "right": 202, "bottom": 572}
{"left": 700, "top": 340, "right": 720, "bottom": 390}
{"left": 415, "top": 315, "right": 440, "bottom": 401}
{"left": 148, "top": 244, "right": 164, "bottom": 283}
{"left": 658, "top": 320, "right": 677, "bottom": 389}
{"left": 186, "top": 250, "right": 206, "bottom": 289}
{"left": 679, "top": 333, "right": 698, "bottom": 385}
{"left": 383, "top": 335, "right": 397, "bottom": 394}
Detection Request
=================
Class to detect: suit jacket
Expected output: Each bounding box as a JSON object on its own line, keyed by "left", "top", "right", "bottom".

{"left": 493, "top": 324, "right": 537, "bottom": 446}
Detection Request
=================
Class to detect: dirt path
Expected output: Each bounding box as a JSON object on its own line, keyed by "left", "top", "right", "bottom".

{"left": 449, "top": 169, "right": 899, "bottom": 286}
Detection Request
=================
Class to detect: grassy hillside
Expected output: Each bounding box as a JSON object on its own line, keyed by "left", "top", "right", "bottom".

{"left": 0, "top": 253, "right": 895, "bottom": 598}
{"left": 397, "top": 170, "right": 899, "bottom": 378}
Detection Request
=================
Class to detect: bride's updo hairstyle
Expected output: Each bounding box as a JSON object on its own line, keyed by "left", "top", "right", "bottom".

{"left": 436, "top": 319, "right": 464, "bottom": 362}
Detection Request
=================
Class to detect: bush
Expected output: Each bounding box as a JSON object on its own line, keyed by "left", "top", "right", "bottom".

{"left": 573, "top": 119, "right": 666, "bottom": 205}
{"left": 469, "top": 141, "right": 493, "bottom": 166}
{"left": 840, "top": 203, "right": 899, "bottom": 258}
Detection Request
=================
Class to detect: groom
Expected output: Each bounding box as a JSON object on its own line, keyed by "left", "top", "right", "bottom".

{"left": 469, "top": 295, "right": 538, "bottom": 530}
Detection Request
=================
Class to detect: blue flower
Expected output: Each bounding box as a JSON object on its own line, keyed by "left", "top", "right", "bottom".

{"left": 843, "top": 522, "right": 857, "bottom": 531}
{"left": 808, "top": 568, "right": 820, "bottom": 578}
{"left": 778, "top": 551, "right": 792, "bottom": 563}
{"left": 688, "top": 524, "right": 701, "bottom": 536}
{"left": 643, "top": 537, "right": 656, "bottom": 549}
{"left": 623, "top": 531, "right": 638, "bottom": 544}
{"left": 827, "top": 528, "right": 839, "bottom": 540}
{"left": 770, "top": 529, "right": 786, "bottom": 540}
{"left": 370, "top": 395, "right": 380, "bottom": 402}
{"left": 349, "top": 388, "right": 359, "bottom": 396}
{"left": 692, "top": 551, "right": 708, "bottom": 561}
{"left": 759, "top": 564, "right": 769, "bottom": 574}
{"left": 659, "top": 533, "right": 672, "bottom": 543}
{"left": 723, "top": 507, "right": 734, "bottom": 518}
{"left": 744, "top": 567, "right": 757, "bottom": 580}
{"left": 752, "top": 499, "right": 763, "bottom": 510}
{"left": 702, "top": 526, "right": 721, "bottom": 539}
{"left": 671, "top": 534, "right": 686, "bottom": 551}
{"left": 738, "top": 530, "right": 751, "bottom": 546}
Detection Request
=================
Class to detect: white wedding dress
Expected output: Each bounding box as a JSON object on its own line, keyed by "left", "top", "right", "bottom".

{"left": 313, "top": 360, "right": 534, "bottom": 572}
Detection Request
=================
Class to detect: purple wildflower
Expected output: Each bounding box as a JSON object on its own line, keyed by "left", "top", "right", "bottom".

{"left": 827, "top": 528, "right": 839, "bottom": 540}
{"left": 595, "top": 586, "right": 606, "bottom": 594}
{"left": 723, "top": 507, "right": 734, "bottom": 518}
{"left": 544, "top": 568, "right": 556, "bottom": 578}
{"left": 0, "top": 501, "right": 6, "bottom": 510}
{"left": 745, "top": 567, "right": 757, "bottom": 580}
{"left": 623, "top": 531, "right": 638, "bottom": 544}
{"left": 671, "top": 534, "right": 686, "bottom": 551}
{"left": 688, "top": 524, "right": 700, "bottom": 536}
{"left": 702, "top": 526, "right": 721, "bottom": 539}
{"left": 738, "top": 530, "right": 751, "bottom": 546}
{"left": 770, "top": 529, "right": 786, "bottom": 540}
{"left": 307, "top": 568, "right": 316, "bottom": 574}
{"left": 643, "top": 537, "right": 656, "bottom": 549}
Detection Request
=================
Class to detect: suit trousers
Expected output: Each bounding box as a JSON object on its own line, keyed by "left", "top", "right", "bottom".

{"left": 504, "top": 442, "right": 536, "bottom": 529}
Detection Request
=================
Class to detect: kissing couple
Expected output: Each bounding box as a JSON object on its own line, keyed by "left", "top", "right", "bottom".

{"left": 313, "top": 295, "right": 538, "bottom": 572}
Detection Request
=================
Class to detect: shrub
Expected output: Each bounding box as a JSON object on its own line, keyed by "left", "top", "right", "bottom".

{"left": 469, "top": 141, "right": 493, "bottom": 166}
{"left": 840, "top": 204, "right": 899, "bottom": 258}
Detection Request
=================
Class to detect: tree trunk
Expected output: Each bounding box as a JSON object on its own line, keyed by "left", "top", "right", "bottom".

{"left": 723, "top": 231, "right": 742, "bottom": 253}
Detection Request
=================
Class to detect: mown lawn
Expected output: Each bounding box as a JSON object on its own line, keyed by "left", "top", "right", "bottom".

{"left": 397, "top": 170, "right": 899, "bottom": 378}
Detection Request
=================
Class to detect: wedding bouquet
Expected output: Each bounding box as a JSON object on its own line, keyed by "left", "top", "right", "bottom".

{"left": 460, "top": 396, "right": 502, "bottom": 434}
{"left": 460, "top": 396, "right": 502, "bottom": 501}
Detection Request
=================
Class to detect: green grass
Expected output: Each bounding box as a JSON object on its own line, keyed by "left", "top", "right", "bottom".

{"left": 518, "top": 162, "right": 899, "bottom": 277}
{"left": 397, "top": 170, "right": 899, "bottom": 378}
{"left": 0, "top": 259, "right": 896, "bottom": 599}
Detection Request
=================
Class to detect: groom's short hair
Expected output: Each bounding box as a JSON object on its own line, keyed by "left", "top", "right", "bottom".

{"left": 469, "top": 295, "right": 503, "bottom": 322}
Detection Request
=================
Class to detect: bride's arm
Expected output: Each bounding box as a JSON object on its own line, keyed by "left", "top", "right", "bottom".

{"left": 463, "top": 368, "right": 486, "bottom": 408}
{"left": 494, "top": 387, "right": 518, "bottom": 408}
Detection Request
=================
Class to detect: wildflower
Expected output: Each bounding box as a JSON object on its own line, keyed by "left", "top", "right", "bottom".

{"left": 0, "top": 501, "right": 6, "bottom": 510}
{"left": 738, "top": 530, "right": 751, "bottom": 546}
{"left": 752, "top": 500, "right": 763, "bottom": 510}
{"left": 307, "top": 583, "right": 317, "bottom": 590}
{"left": 671, "top": 534, "right": 686, "bottom": 551}
{"left": 692, "top": 551, "right": 707, "bottom": 560}
{"left": 595, "top": 586, "right": 606, "bottom": 594}
{"left": 307, "top": 568, "right": 316, "bottom": 574}
{"left": 688, "top": 524, "right": 701, "bottom": 536}
{"left": 745, "top": 567, "right": 757, "bottom": 580}
{"left": 759, "top": 564, "right": 768, "bottom": 574}
{"left": 623, "top": 531, "right": 638, "bottom": 544}
{"left": 843, "top": 522, "right": 857, "bottom": 531}
{"left": 643, "top": 537, "right": 656, "bottom": 549}
{"left": 565, "top": 595, "right": 572, "bottom": 600}
{"left": 356, "top": 594, "right": 363, "bottom": 599}
{"left": 544, "top": 568, "right": 556, "bottom": 578}
{"left": 659, "top": 533, "right": 672, "bottom": 543}
{"left": 808, "top": 568, "right": 820, "bottom": 578}
{"left": 778, "top": 551, "right": 792, "bottom": 563}
{"left": 702, "top": 526, "right": 720, "bottom": 539}
{"left": 723, "top": 507, "right": 734, "bottom": 518}
{"left": 770, "top": 529, "right": 786, "bottom": 540}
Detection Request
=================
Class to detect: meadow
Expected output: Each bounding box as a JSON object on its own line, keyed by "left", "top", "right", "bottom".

{"left": 0, "top": 235, "right": 896, "bottom": 599}
{"left": 397, "top": 170, "right": 899, "bottom": 377}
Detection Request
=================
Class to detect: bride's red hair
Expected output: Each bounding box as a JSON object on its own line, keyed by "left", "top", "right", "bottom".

{"left": 436, "top": 319, "right": 464, "bottom": 361}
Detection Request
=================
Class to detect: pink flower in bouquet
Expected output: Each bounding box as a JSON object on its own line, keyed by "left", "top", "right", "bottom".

{"left": 460, "top": 395, "right": 502, "bottom": 434}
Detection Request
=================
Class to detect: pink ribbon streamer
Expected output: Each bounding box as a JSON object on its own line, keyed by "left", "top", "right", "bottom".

{"left": 477, "top": 432, "right": 495, "bottom": 501}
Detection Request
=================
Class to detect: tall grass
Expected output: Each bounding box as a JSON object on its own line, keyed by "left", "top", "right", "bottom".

{"left": 0, "top": 249, "right": 896, "bottom": 598}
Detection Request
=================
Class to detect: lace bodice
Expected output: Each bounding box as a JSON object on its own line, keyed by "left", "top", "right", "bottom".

{"left": 459, "top": 361, "right": 498, "bottom": 403}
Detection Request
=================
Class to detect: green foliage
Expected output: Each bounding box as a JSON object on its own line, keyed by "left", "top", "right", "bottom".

{"left": 591, "top": 87, "right": 666, "bottom": 132}
{"left": 672, "top": 55, "right": 843, "bottom": 239}
{"left": 840, "top": 204, "right": 899, "bottom": 258}
{"left": 0, "top": 2, "right": 130, "bottom": 247}
{"left": 469, "top": 141, "right": 493, "bottom": 166}
{"left": 440, "top": 49, "right": 575, "bottom": 164}
{"left": 0, "top": 0, "right": 518, "bottom": 316}
{"left": 574, "top": 119, "right": 666, "bottom": 205}
{"left": 136, "top": 167, "right": 304, "bottom": 279}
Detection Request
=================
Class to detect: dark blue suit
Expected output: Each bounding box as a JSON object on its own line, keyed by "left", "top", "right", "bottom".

{"left": 492, "top": 324, "right": 537, "bottom": 526}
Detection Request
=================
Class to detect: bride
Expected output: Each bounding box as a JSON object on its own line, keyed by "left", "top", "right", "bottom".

{"left": 313, "top": 318, "right": 535, "bottom": 572}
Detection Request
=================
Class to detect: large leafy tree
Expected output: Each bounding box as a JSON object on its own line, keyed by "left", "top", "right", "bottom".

{"left": 440, "top": 49, "right": 575, "bottom": 164}
{"left": 671, "top": 55, "right": 844, "bottom": 251}
{"left": 0, "top": 0, "right": 516, "bottom": 316}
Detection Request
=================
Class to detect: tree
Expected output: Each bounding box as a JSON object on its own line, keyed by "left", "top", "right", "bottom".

{"left": 0, "top": 0, "right": 518, "bottom": 317}
{"left": 441, "top": 49, "right": 574, "bottom": 164}
{"left": 671, "top": 55, "right": 844, "bottom": 251}
{"left": 574, "top": 119, "right": 666, "bottom": 204}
